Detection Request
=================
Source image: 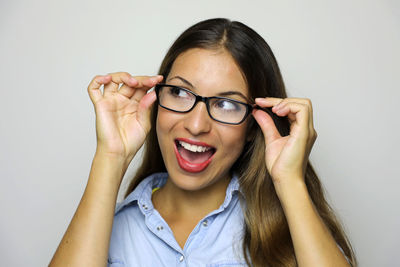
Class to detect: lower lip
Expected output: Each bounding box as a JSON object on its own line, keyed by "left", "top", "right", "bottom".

{"left": 173, "top": 142, "right": 215, "bottom": 173}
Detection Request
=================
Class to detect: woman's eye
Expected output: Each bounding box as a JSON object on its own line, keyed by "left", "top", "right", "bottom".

{"left": 214, "top": 99, "right": 240, "bottom": 111}
{"left": 169, "top": 87, "right": 190, "bottom": 98}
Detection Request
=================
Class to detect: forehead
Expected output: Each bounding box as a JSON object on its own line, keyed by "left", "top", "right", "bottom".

{"left": 167, "top": 48, "right": 248, "bottom": 97}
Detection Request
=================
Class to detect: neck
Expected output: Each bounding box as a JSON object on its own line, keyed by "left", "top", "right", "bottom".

{"left": 152, "top": 174, "right": 231, "bottom": 220}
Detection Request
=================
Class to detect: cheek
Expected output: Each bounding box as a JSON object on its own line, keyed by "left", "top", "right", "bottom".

{"left": 156, "top": 110, "right": 170, "bottom": 164}
{"left": 156, "top": 107, "right": 171, "bottom": 135}
{"left": 219, "top": 126, "right": 248, "bottom": 157}
{"left": 155, "top": 108, "right": 166, "bottom": 150}
{"left": 156, "top": 108, "right": 178, "bottom": 134}
{"left": 156, "top": 108, "right": 181, "bottom": 148}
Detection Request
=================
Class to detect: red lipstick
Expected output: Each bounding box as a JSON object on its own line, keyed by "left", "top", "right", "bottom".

{"left": 174, "top": 138, "right": 215, "bottom": 173}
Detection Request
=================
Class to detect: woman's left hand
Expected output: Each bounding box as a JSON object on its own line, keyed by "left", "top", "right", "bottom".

{"left": 252, "top": 97, "right": 317, "bottom": 187}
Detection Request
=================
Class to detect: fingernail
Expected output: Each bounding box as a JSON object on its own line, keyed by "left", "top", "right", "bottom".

{"left": 150, "top": 76, "right": 159, "bottom": 83}
{"left": 97, "top": 75, "right": 109, "bottom": 83}
{"left": 272, "top": 104, "right": 281, "bottom": 112}
{"left": 255, "top": 98, "right": 267, "bottom": 103}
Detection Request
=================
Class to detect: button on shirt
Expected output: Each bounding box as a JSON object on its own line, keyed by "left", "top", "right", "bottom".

{"left": 108, "top": 172, "right": 247, "bottom": 267}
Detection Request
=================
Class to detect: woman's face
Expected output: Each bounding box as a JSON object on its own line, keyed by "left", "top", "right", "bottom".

{"left": 156, "top": 48, "right": 250, "bottom": 191}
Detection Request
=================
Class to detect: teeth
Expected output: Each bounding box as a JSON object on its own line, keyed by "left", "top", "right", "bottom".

{"left": 178, "top": 141, "right": 212, "bottom": 153}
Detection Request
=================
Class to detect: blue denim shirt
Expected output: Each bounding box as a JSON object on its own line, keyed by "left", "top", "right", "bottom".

{"left": 108, "top": 172, "right": 247, "bottom": 267}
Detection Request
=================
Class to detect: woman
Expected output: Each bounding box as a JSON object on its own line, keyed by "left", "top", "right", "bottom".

{"left": 50, "top": 18, "right": 356, "bottom": 266}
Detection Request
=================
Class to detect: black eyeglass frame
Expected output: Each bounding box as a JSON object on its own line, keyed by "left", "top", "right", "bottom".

{"left": 154, "top": 83, "right": 254, "bottom": 125}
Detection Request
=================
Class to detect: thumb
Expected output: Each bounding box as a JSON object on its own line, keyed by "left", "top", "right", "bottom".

{"left": 252, "top": 109, "right": 281, "bottom": 145}
{"left": 137, "top": 91, "right": 157, "bottom": 132}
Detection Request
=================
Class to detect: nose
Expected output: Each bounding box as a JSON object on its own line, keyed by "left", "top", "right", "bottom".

{"left": 183, "top": 101, "right": 212, "bottom": 135}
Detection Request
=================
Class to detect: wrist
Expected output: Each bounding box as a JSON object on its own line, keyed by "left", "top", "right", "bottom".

{"left": 273, "top": 176, "right": 309, "bottom": 205}
{"left": 87, "top": 152, "right": 130, "bottom": 196}
{"left": 95, "top": 147, "right": 135, "bottom": 168}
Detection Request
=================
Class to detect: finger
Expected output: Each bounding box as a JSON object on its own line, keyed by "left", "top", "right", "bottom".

{"left": 130, "top": 86, "right": 147, "bottom": 103}
{"left": 87, "top": 75, "right": 112, "bottom": 104}
{"left": 137, "top": 91, "right": 157, "bottom": 132}
{"left": 256, "top": 97, "right": 312, "bottom": 116}
{"left": 252, "top": 109, "right": 281, "bottom": 146}
{"left": 118, "top": 75, "right": 163, "bottom": 99}
{"left": 274, "top": 98, "right": 314, "bottom": 129}
{"left": 273, "top": 102, "right": 310, "bottom": 138}
{"left": 103, "top": 72, "right": 138, "bottom": 96}
{"left": 255, "top": 97, "right": 283, "bottom": 108}
{"left": 118, "top": 83, "right": 147, "bottom": 102}
{"left": 280, "top": 98, "right": 315, "bottom": 141}
{"left": 132, "top": 75, "right": 163, "bottom": 89}
{"left": 277, "top": 99, "right": 317, "bottom": 156}
{"left": 257, "top": 97, "right": 315, "bottom": 138}
{"left": 118, "top": 83, "right": 140, "bottom": 99}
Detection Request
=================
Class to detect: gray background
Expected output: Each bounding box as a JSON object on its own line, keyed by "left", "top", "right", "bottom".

{"left": 1, "top": 0, "right": 399, "bottom": 266}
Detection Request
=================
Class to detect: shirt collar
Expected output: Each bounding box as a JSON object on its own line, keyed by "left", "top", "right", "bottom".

{"left": 115, "top": 172, "right": 241, "bottom": 214}
{"left": 115, "top": 172, "right": 168, "bottom": 214}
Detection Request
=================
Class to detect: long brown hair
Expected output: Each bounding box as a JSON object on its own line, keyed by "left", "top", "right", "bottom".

{"left": 126, "top": 18, "right": 357, "bottom": 267}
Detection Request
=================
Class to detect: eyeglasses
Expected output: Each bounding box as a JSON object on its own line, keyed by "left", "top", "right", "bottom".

{"left": 154, "top": 84, "right": 253, "bottom": 125}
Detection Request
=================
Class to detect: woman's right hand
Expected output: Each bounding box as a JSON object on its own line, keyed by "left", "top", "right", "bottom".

{"left": 87, "top": 72, "right": 163, "bottom": 162}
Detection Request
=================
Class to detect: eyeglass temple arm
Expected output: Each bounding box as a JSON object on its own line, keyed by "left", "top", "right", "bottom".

{"left": 252, "top": 104, "right": 274, "bottom": 116}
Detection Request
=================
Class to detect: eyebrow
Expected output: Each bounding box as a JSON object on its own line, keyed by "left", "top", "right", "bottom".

{"left": 218, "top": 91, "right": 250, "bottom": 102}
{"left": 167, "top": 76, "right": 194, "bottom": 88}
{"left": 167, "top": 75, "right": 250, "bottom": 102}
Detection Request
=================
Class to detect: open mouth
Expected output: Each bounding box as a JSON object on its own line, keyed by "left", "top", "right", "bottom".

{"left": 174, "top": 138, "right": 216, "bottom": 173}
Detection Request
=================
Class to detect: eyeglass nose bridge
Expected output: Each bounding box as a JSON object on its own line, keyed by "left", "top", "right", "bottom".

{"left": 192, "top": 94, "right": 209, "bottom": 107}
{"left": 187, "top": 94, "right": 213, "bottom": 116}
